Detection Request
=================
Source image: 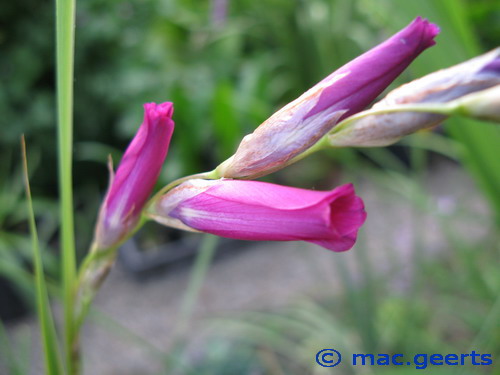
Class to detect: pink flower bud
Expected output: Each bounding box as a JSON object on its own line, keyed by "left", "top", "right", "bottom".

{"left": 328, "top": 48, "right": 500, "bottom": 147}
{"left": 94, "top": 102, "right": 175, "bottom": 249}
{"left": 150, "top": 179, "right": 366, "bottom": 252}
{"left": 216, "top": 17, "right": 439, "bottom": 179}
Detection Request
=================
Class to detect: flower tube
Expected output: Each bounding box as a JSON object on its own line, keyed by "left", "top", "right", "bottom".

{"left": 149, "top": 179, "right": 366, "bottom": 252}
{"left": 94, "top": 102, "right": 175, "bottom": 249}
{"left": 216, "top": 17, "right": 439, "bottom": 179}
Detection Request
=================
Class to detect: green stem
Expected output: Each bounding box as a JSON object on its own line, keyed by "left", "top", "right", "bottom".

{"left": 165, "top": 234, "right": 219, "bottom": 373}
{"left": 74, "top": 245, "right": 116, "bottom": 321}
{"left": 176, "top": 234, "right": 219, "bottom": 336}
{"left": 55, "top": 0, "right": 77, "bottom": 372}
{"left": 73, "top": 213, "right": 148, "bottom": 336}
{"left": 70, "top": 239, "right": 127, "bottom": 375}
{"left": 329, "top": 103, "right": 456, "bottom": 136}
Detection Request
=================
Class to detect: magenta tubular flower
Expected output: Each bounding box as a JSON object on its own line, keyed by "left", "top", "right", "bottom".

{"left": 150, "top": 179, "right": 367, "bottom": 252}
{"left": 94, "top": 102, "right": 175, "bottom": 249}
{"left": 217, "top": 17, "right": 439, "bottom": 179}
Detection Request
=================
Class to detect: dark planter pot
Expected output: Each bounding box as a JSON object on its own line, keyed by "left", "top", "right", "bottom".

{"left": 0, "top": 276, "right": 28, "bottom": 322}
{"left": 118, "top": 226, "right": 251, "bottom": 279}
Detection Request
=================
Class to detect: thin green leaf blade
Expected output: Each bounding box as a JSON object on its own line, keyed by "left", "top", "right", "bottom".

{"left": 21, "top": 137, "right": 63, "bottom": 375}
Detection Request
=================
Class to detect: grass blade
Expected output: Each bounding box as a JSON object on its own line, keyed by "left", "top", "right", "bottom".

{"left": 55, "top": 0, "right": 77, "bottom": 370}
{"left": 21, "top": 136, "right": 63, "bottom": 375}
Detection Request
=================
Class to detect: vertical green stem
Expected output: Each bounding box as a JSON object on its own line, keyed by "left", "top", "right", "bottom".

{"left": 176, "top": 234, "right": 219, "bottom": 336}
{"left": 165, "top": 235, "right": 219, "bottom": 373}
{"left": 56, "top": 0, "right": 77, "bottom": 372}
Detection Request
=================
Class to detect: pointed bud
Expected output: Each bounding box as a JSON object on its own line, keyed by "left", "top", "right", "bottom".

{"left": 328, "top": 48, "right": 500, "bottom": 147}
{"left": 94, "top": 102, "right": 175, "bottom": 249}
{"left": 216, "top": 17, "right": 439, "bottom": 178}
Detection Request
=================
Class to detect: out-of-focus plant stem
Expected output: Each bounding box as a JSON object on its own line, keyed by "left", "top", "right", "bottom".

{"left": 165, "top": 234, "right": 219, "bottom": 373}
{"left": 176, "top": 234, "right": 219, "bottom": 336}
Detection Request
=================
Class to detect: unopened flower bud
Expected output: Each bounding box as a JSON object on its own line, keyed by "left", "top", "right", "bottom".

{"left": 94, "top": 102, "right": 175, "bottom": 249}
{"left": 328, "top": 48, "right": 500, "bottom": 147}
{"left": 216, "top": 17, "right": 439, "bottom": 178}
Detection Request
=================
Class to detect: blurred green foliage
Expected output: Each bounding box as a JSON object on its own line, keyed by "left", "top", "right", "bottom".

{"left": 0, "top": 148, "right": 59, "bottom": 311}
{"left": 2, "top": 0, "right": 499, "bottom": 193}
{"left": 0, "top": 0, "right": 499, "bottom": 316}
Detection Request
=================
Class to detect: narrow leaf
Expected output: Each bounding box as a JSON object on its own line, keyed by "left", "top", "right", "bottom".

{"left": 21, "top": 136, "right": 63, "bottom": 375}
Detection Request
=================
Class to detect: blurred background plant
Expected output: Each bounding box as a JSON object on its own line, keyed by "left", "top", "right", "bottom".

{"left": 1, "top": 0, "right": 499, "bottom": 373}
{"left": 0, "top": 147, "right": 59, "bottom": 322}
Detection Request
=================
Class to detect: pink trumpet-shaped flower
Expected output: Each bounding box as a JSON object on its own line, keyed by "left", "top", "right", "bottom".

{"left": 94, "top": 102, "right": 175, "bottom": 249}
{"left": 217, "top": 17, "right": 439, "bottom": 179}
{"left": 150, "top": 179, "right": 367, "bottom": 252}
